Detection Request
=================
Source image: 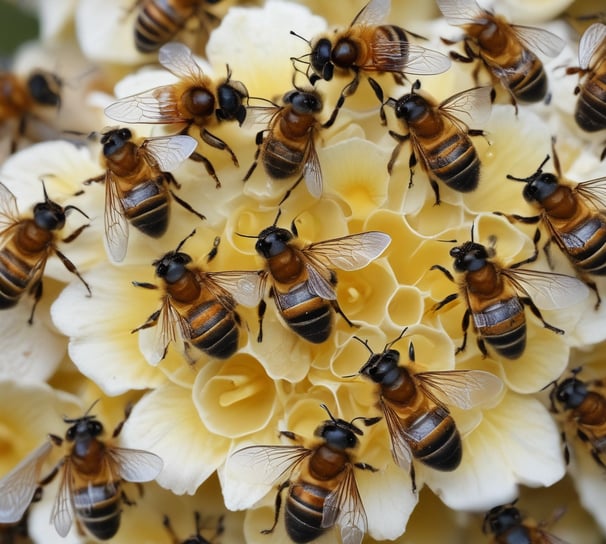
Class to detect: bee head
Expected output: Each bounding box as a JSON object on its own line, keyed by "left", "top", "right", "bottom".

{"left": 450, "top": 241, "right": 490, "bottom": 272}
{"left": 33, "top": 179, "right": 69, "bottom": 231}
{"left": 283, "top": 89, "right": 323, "bottom": 115}
{"left": 255, "top": 226, "right": 294, "bottom": 258}
{"left": 314, "top": 404, "right": 380, "bottom": 451}
{"left": 154, "top": 251, "right": 192, "bottom": 283}
{"left": 310, "top": 37, "right": 334, "bottom": 81}
{"left": 100, "top": 128, "right": 132, "bottom": 156}
{"left": 507, "top": 155, "right": 559, "bottom": 204}
{"left": 392, "top": 81, "right": 429, "bottom": 123}
{"left": 27, "top": 71, "right": 61, "bottom": 108}
{"left": 554, "top": 376, "right": 588, "bottom": 410}
{"left": 483, "top": 504, "right": 522, "bottom": 536}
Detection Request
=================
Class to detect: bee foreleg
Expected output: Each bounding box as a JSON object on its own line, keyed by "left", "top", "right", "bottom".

{"left": 257, "top": 299, "right": 267, "bottom": 342}
{"left": 169, "top": 189, "right": 206, "bottom": 221}
{"left": 493, "top": 211, "right": 541, "bottom": 225}
{"left": 510, "top": 229, "right": 540, "bottom": 268}
{"left": 456, "top": 308, "right": 471, "bottom": 355}
{"left": 200, "top": 128, "right": 239, "bottom": 167}
{"left": 189, "top": 152, "right": 221, "bottom": 189}
{"left": 386, "top": 131, "right": 408, "bottom": 176}
{"left": 521, "top": 296, "right": 564, "bottom": 334}
{"left": 54, "top": 248, "right": 91, "bottom": 297}
{"left": 261, "top": 480, "right": 290, "bottom": 535}
{"left": 62, "top": 223, "right": 90, "bottom": 244}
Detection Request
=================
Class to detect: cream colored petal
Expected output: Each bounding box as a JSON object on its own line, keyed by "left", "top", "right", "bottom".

{"left": 120, "top": 383, "right": 229, "bottom": 495}
{"left": 193, "top": 355, "right": 278, "bottom": 438}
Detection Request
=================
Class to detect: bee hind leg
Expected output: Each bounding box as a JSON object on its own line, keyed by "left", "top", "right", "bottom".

{"left": 189, "top": 151, "right": 221, "bottom": 189}
{"left": 261, "top": 480, "right": 290, "bottom": 535}
{"left": 200, "top": 128, "right": 239, "bottom": 168}
{"left": 521, "top": 296, "right": 564, "bottom": 334}
{"left": 331, "top": 299, "right": 358, "bottom": 329}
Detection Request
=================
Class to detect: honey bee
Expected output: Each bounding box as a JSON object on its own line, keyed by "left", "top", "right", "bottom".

{"left": 228, "top": 404, "right": 380, "bottom": 544}
{"left": 483, "top": 502, "right": 569, "bottom": 544}
{"left": 84, "top": 127, "right": 203, "bottom": 263}
{"left": 0, "top": 180, "right": 90, "bottom": 323}
{"left": 431, "top": 230, "right": 589, "bottom": 359}
{"left": 369, "top": 78, "right": 492, "bottom": 205}
{"left": 133, "top": 0, "right": 223, "bottom": 53}
{"left": 0, "top": 69, "right": 62, "bottom": 153}
{"left": 132, "top": 230, "right": 263, "bottom": 364}
{"left": 163, "top": 512, "right": 224, "bottom": 544}
{"left": 251, "top": 219, "right": 391, "bottom": 343}
{"left": 505, "top": 148, "right": 606, "bottom": 308}
{"left": 105, "top": 42, "right": 244, "bottom": 188}
{"left": 549, "top": 367, "right": 606, "bottom": 470}
{"left": 291, "top": 0, "right": 450, "bottom": 120}
{"left": 437, "top": 0, "right": 565, "bottom": 112}
{"left": 243, "top": 87, "right": 330, "bottom": 202}
{"left": 566, "top": 22, "right": 606, "bottom": 160}
{"left": 0, "top": 403, "right": 163, "bottom": 540}
{"left": 353, "top": 329, "right": 502, "bottom": 491}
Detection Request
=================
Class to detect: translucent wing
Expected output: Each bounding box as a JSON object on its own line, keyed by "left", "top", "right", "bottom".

{"left": 0, "top": 441, "right": 52, "bottom": 523}
{"left": 322, "top": 464, "right": 367, "bottom": 544}
{"left": 575, "top": 176, "right": 606, "bottom": 211}
{"left": 50, "top": 459, "right": 74, "bottom": 537}
{"left": 415, "top": 369, "right": 503, "bottom": 409}
{"left": 302, "top": 138, "right": 323, "bottom": 198}
{"left": 379, "top": 397, "right": 413, "bottom": 470}
{"left": 375, "top": 43, "right": 452, "bottom": 75}
{"left": 148, "top": 296, "right": 193, "bottom": 366}
{"left": 511, "top": 25, "right": 566, "bottom": 58}
{"left": 205, "top": 270, "right": 265, "bottom": 308}
{"left": 503, "top": 268, "right": 590, "bottom": 309}
{"left": 578, "top": 23, "right": 606, "bottom": 69}
{"left": 104, "top": 85, "right": 184, "bottom": 124}
{"left": 304, "top": 231, "right": 391, "bottom": 271}
{"left": 240, "top": 104, "right": 280, "bottom": 130}
{"left": 103, "top": 172, "right": 129, "bottom": 263}
{"left": 140, "top": 135, "right": 198, "bottom": 171}
{"left": 107, "top": 447, "right": 163, "bottom": 482}
{"left": 0, "top": 182, "right": 20, "bottom": 232}
{"left": 439, "top": 86, "right": 493, "bottom": 129}
{"left": 435, "top": 0, "right": 485, "bottom": 26}
{"left": 158, "top": 42, "right": 205, "bottom": 81}
{"left": 227, "top": 445, "right": 311, "bottom": 486}
{"left": 350, "top": 0, "right": 390, "bottom": 27}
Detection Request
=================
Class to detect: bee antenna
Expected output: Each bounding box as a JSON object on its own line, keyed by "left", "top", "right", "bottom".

{"left": 349, "top": 415, "right": 381, "bottom": 432}
{"left": 506, "top": 154, "right": 551, "bottom": 182}
{"left": 289, "top": 30, "right": 311, "bottom": 45}
{"left": 39, "top": 176, "right": 51, "bottom": 203}
{"left": 436, "top": 238, "right": 458, "bottom": 243}
{"left": 273, "top": 208, "right": 282, "bottom": 226}
{"left": 408, "top": 341, "right": 415, "bottom": 363}
{"left": 411, "top": 79, "right": 422, "bottom": 93}
{"left": 63, "top": 204, "right": 90, "bottom": 220}
{"left": 234, "top": 232, "right": 258, "bottom": 239}
{"left": 175, "top": 229, "right": 196, "bottom": 252}
{"left": 319, "top": 403, "right": 338, "bottom": 424}
{"left": 352, "top": 335, "right": 374, "bottom": 355}
{"left": 64, "top": 398, "right": 100, "bottom": 423}
{"left": 384, "top": 327, "right": 408, "bottom": 351}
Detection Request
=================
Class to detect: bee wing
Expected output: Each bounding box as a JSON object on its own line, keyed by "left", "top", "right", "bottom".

{"left": 104, "top": 85, "right": 184, "bottom": 124}
{"left": 435, "top": 0, "right": 485, "bottom": 26}
{"left": 158, "top": 42, "right": 205, "bottom": 81}
{"left": 350, "top": 0, "right": 389, "bottom": 26}
{"left": 578, "top": 23, "right": 606, "bottom": 69}
{"left": 140, "top": 135, "right": 198, "bottom": 171}
{"left": 303, "top": 138, "right": 323, "bottom": 198}
{"left": 439, "top": 86, "right": 493, "bottom": 129}
{"left": 304, "top": 231, "right": 391, "bottom": 271}
{"left": 205, "top": 270, "right": 265, "bottom": 308}
{"left": 503, "top": 268, "right": 590, "bottom": 310}
{"left": 379, "top": 397, "right": 413, "bottom": 471}
{"left": 322, "top": 464, "right": 367, "bottom": 544}
{"left": 50, "top": 459, "right": 74, "bottom": 537}
{"left": 415, "top": 370, "right": 503, "bottom": 410}
{"left": 107, "top": 447, "right": 163, "bottom": 482}
{"left": 148, "top": 296, "right": 193, "bottom": 366}
{"left": 510, "top": 24, "right": 566, "bottom": 58}
{"left": 389, "top": 43, "right": 451, "bottom": 76}
{"left": 575, "top": 176, "right": 606, "bottom": 210}
{"left": 0, "top": 182, "right": 20, "bottom": 232}
{"left": 104, "top": 173, "right": 129, "bottom": 263}
{"left": 0, "top": 441, "right": 52, "bottom": 523}
{"left": 227, "top": 445, "right": 311, "bottom": 486}
{"left": 240, "top": 104, "right": 280, "bottom": 130}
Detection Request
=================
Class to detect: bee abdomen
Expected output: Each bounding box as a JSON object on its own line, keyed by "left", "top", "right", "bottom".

{"left": 575, "top": 76, "right": 606, "bottom": 132}
{"left": 286, "top": 483, "right": 329, "bottom": 543}
{"left": 508, "top": 54, "right": 547, "bottom": 102}
{"left": 0, "top": 247, "right": 32, "bottom": 307}
{"left": 135, "top": 1, "right": 188, "bottom": 53}
{"left": 122, "top": 181, "right": 170, "bottom": 238}
{"left": 263, "top": 140, "right": 303, "bottom": 179}
{"left": 73, "top": 484, "right": 120, "bottom": 541}
{"left": 474, "top": 298, "right": 526, "bottom": 359}
{"left": 563, "top": 217, "right": 606, "bottom": 275}
{"left": 189, "top": 301, "right": 239, "bottom": 358}
{"left": 408, "top": 407, "right": 462, "bottom": 471}
{"left": 428, "top": 134, "right": 479, "bottom": 192}
{"left": 278, "top": 285, "right": 332, "bottom": 343}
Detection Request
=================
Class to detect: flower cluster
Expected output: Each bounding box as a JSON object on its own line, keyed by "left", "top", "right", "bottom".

{"left": 1, "top": 0, "right": 606, "bottom": 543}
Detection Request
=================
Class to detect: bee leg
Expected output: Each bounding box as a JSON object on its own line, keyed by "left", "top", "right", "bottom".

{"left": 243, "top": 131, "right": 265, "bottom": 182}
{"left": 600, "top": 144, "right": 606, "bottom": 162}
{"left": 120, "top": 486, "right": 139, "bottom": 507}
{"left": 278, "top": 174, "right": 305, "bottom": 206}
{"left": 62, "top": 223, "right": 90, "bottom": 244}
{"left": 131, "top": 308, "right": 161, "bottom": 333}
{"left": 200, "top": 128, "right": 239, "bottom": 168}
{"left": 112, "top": 402, "right": 133, "bottom": 438}
{"left": 561, "top": 431, "right": 570, "bottom": 465}
{"left": 279, "top": 430, "right": 302, "bottom": 442}
{"left": 54, "top": 247, "right": 92, "bottom": 297}
{"left": 27, "top": 280, "right": 43, "bottom": 325}
{"left": 429, "top": 179, "right": 441, "bottom": 206}
{"left": 323, "top": 73, "right": 360, "bottom": 129}
{"left": 386, "top": 131, "right": 408, "bottom": 176}
{"left": 430, "top": 264, "right": 456, "bottom": 284}
{"left": 189, "top": 152, "right": 221, "bottom": 189}
{"left": 521, "top": 296, "right": 564, "bottom": 334}
{"left": 409, "top": 463, "right": 417, "bottom": 494}
{"left": 257, "top": 299, "right": 267, "bottom": 342}
{"left": 261, "top": 480, "right": 290, "bottom": 535}
{"left": 510, "top": 229, "right": 541, "bottom": 268}
{"left": 354, "top": 462, "right": 378, "bottom": 472}
{"left": 162, "top": 514, "right": 181, "bottom": 544}
{"left": 207, "top": 236, "right": 221, "bottom": 262}
{"left": 82, "top": 173, "right": 105, "bottom": 186}
{"left": 169, "top": 189, "right": 207, "bottom": 221}
{"left": 476, "top": 336, "right": 488, "bottom": 358}
{"left": 456, "top": 309, "right": 471, "bottom": 355}
{"left": 332, "top": 299, "right": 358, "bottom": 329}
